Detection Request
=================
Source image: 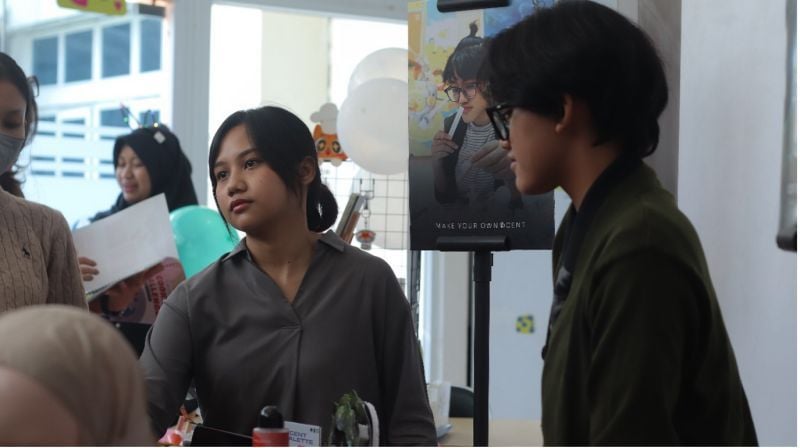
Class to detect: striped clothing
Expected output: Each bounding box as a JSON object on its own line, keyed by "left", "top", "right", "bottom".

{"left": 455, "top": 121, "right": 497, "bottom": 204}
{"left": 0, "top": 189, "right": 86, "bottom": 312}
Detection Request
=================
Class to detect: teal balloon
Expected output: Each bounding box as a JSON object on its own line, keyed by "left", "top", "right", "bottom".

{"left": 170, "top": 205, "right": 240, "bottom": 278}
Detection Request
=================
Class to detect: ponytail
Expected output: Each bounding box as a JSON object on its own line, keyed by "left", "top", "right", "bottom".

{"left": 306, "top": 173, "right": 338, "bottom": 232}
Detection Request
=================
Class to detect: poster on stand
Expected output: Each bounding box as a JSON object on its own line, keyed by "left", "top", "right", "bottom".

{"left": 408, "top": 0, "right": 555, "bottom": 250}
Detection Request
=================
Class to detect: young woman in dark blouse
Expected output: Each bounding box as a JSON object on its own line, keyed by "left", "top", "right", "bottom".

{"left": 140, "top": 106, "right": 436, "bottom": 445}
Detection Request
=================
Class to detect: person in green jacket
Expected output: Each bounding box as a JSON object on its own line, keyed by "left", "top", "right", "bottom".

{"left": 483, "top": 1, "right": 758, "bottom": 445}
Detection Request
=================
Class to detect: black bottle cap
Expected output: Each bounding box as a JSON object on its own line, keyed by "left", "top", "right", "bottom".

{"left": 258, "top": 406, "right": 284, "bottom": 428}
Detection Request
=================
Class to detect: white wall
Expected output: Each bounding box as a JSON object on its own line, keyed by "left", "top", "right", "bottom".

{"left": 638, "top": 0, "right": 681, "bottom": 195}
{"left": 678, "top": 0, "right": 796, "bottom": 445}
{"left": 260, "top": 11, "right": 329, "bottom": 130}
{"left": 422, "top": 251, "right": 470, "bottom": 387}
{"left": 489, "top": 189, "right": 570, "bottom": 420}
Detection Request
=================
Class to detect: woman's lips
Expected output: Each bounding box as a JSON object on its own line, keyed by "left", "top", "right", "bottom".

{"left": 230, "top": 199, "right": 252, "bottom": 214}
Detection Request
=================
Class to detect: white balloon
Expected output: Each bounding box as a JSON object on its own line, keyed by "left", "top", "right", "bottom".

{"left": 348, "top": 48, "right": 408, "bottom": 95}
{"left": 338, "top": 78, "right": 409, "bottom": 175}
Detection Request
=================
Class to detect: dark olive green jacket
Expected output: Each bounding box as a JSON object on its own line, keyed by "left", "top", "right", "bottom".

{"left": 542, "top": 161, "right": 757, "bottom": 445}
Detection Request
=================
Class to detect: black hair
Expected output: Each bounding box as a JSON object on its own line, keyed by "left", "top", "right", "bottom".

{"left": 208, "top": 106, "right": 338, "bottom": 233}
{"left": 0, "top": 52, "right": 38, "bottom": 197}
{"left": 484, "top": 0, "right": 668, "bottom": 157}
{"left": 442, "top": 22, "right": 487, "bottom": 84}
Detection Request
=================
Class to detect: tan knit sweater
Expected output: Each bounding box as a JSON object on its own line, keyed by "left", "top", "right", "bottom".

{"left": 0, "top": 189, "right": 86, "bottom": 311}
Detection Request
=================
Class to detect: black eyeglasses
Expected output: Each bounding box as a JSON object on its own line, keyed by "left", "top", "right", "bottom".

{"left": 444, "top": 82, "right": 480, "bottom": 102}
{"left": 486, "top": 103, "right": 515, "bottom": 140}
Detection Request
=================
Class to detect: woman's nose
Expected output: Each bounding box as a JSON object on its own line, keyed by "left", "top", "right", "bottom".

{"left": 225, "top": 171, "right": 245, "bottom": 195}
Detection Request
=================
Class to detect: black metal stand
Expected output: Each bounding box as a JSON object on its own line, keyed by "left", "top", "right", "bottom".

{"left": 436, "top": 236, "right": 509, "bottom": 446}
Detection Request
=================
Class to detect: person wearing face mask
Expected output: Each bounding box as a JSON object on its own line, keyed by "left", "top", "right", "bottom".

{"left": 0, "top": 52, "right": 85, "bottom": 312}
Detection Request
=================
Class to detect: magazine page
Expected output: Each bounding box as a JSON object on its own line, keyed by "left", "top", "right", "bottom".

{"left": 104, "top": 257, "right": 186, "bottom": 324}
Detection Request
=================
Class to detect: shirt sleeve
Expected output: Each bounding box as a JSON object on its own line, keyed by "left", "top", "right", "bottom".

{"left": 140, "top": 283, "right": 194, "bottom": 436}
{"left": 374, "top": 263, "right": 437, "bottom": 446}
{"left": 587, "top": 249, "right": 702, "bottom": 444}
{"left": 47, "top": 210, "right": 86, "bottom": 308}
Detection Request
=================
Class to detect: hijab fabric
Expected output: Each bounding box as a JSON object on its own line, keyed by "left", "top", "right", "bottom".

{"left": 92, "top": 125, "right": 198, "bottom": 222}
{"left": 0, "top": 305, "right": 155, "bottom": 445}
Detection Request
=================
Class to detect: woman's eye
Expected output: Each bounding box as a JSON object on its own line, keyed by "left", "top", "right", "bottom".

{"left": 215, "top": 171, "right": 228, "bottom": 181}
{"left": 244, "top": 159, "right": 259, "bottom": 169}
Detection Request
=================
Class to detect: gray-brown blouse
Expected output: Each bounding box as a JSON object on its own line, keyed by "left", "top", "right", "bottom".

{"left": 140, "top": 231, "right": 436, "bottom": 445}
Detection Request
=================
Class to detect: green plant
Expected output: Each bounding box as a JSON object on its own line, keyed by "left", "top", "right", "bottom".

{"left": 326, "top": 390, "right": 368, "bottom": 446}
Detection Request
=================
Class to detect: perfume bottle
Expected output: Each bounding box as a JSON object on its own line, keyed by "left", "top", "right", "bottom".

{"left": 252, "top": 406, "right": 289, "bottom": 447}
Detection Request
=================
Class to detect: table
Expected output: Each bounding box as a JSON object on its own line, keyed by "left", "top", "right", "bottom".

{"left": 439, "top": 418, "right": 543, "bottom": 446}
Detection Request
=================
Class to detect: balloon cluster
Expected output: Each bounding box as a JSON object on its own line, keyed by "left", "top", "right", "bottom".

{"left": 338, "top": 48, "right": 409, "bottom": 175}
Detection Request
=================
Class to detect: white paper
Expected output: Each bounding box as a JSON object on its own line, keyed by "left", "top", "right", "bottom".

{"left": 72, "top": 194, "right": 178, "bottom": 296}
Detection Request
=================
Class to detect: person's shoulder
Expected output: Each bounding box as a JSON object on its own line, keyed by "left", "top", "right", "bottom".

{"left": 595, "top": 175, "right": 704, "bottom": 267}
{"left": 340, "top": 243, "right": 395, "bottom": 276}
{"left": 158, "top": 256, "right": 228, "bottom": 315}
{"left": 0, "top": 190, "right": 68, "bottom": 231}
{"left": 179, "top": 251, "right": 232, "bottom": 294}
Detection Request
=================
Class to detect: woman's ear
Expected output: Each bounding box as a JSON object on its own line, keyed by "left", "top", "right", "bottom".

{"left": 297, "top": 157, "right": 317, "bottom": 187}
{"left": 555, "top": 94, "right": 575, "bottom": 134}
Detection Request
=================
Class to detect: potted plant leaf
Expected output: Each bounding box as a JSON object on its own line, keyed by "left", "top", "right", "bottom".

{"left": 326, "top": 390, "right": 379, "bottom": 446}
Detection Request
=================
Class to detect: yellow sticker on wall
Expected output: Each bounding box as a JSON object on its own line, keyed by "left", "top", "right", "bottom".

{"left": 516, "top": 314, "right": 534, "bottom": 334}
{"left": 57, "top": 0, "right": 127, "bottom": 16}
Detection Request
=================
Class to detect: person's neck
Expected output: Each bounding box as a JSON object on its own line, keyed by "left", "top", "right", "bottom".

{"left": 472, "top": 115, "right": 491, "bottom": 126}
{"left": 560, "top": 141, "right": 623, "bottom": 211}
{"left": 245, "top": 212, "right": 319, "bottom": 277}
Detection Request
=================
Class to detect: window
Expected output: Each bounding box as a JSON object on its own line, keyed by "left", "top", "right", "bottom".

{"left": 140, "top": 19, "right": 162, "bottom": 72}
{"left": 139, "top": 109, "right": 160, "bottom": 126}
{"left": 100, "top": 108, "right": 128, "bottom": 128}
{"left": 37, "top": 115, "right": 56, "bottom": 136}
{"left": 62, "top": 117, "right": 85, "bottom": 139}
{"left": 32, "top": 37, "right": 58, "bottom": 85}
{"left": 102, "top": 23, "right": 131, "bottom": 78}
{"left": 65, "top": 30, "right": 92, "bottom": 82}
{"left": 5, "top": 0, "right": 170, "bottom": 226}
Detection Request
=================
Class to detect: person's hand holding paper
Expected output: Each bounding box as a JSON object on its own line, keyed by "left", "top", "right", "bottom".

{"left": 72, "top": 194, "right": 180, "bottom": 302}
{"left": 104, "top": 264, "right": 165, "bottom": 312}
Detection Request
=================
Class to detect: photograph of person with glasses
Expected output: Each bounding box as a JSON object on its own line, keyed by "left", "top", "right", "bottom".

{"left": 431, "top": 22, "right": 520, "bottom": 211}
{"left": 407, "top": 3, "right": 554, "bottom": 251}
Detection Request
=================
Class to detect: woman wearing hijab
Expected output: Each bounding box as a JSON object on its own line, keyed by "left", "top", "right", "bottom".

{"left": 0, "top": 51, "right": 85, "bottom": 311}
{"left": 79, "top": 125, "right": 198, "bottom": 316}
{"left": 0, "top": 305, "right": 155, "bottom": 445}
{"left": 89, "top": 125, "right": 198, "bottom": 223}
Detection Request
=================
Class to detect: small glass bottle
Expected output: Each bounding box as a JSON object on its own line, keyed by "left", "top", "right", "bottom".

{"left": 252, "top": 405, "right": 289, "bottom": 447}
